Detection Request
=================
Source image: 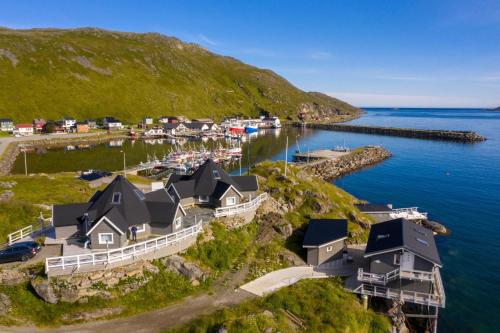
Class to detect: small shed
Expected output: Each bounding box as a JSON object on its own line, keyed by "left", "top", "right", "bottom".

{"left": 303, "top": 219, "right": 348, "bottom": 266}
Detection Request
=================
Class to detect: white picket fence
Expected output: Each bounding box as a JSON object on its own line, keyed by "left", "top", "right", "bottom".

{"left": 45, "top": 222, "right": 203, "bottom": 273}
{"left": 7, "top": 219, "right": 53, "bottom": 245}
{"left": 214, "top": 193, "right": 268, "bottom": 217}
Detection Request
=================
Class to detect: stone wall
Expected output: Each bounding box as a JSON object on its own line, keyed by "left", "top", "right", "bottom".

{"left": 300, "top": 146, "right": 392, "bottom": 181}
{"left": 299, "top": 123, "right": 486, "bottom": 143}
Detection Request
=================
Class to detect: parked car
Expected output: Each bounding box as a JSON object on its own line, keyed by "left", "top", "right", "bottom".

{"left": 0, "top": 241, "right": 41, "bottom": 263}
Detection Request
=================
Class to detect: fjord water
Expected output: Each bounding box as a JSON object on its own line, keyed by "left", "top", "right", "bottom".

{"left": 13, "top": 109, "right": 500, "bottom": 331}
{"left": 338, "top": 109, "right": 500, "bottom": 332}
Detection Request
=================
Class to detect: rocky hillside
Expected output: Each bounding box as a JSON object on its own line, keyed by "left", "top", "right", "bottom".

{"left": 0, "top": 27, "right": 360, "bottom": 123}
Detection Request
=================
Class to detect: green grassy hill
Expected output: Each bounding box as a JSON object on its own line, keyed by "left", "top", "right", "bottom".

{"left": 0, "top": 27, "right": 360, "bottom": 123}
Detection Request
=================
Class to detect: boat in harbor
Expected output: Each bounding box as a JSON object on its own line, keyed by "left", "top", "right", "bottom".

{"left": 244, "top": 124, "right": 259, "bottom": 133}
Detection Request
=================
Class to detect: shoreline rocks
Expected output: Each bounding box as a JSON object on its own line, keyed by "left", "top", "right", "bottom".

{"left": 300, "top": 146, "right": 392, "bottom": 181}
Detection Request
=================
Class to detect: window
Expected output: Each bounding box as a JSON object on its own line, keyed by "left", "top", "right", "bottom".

{"left": 226, "top": 196, "right": 236, "bottom": 206}
{"left": 199, "top": 195, "right": 210, "bottom": 203}
{"left": 326, "top": 246, "right": 333, "bottom": 252}
{"left": 135, "top": 224, "right": 146, "bottom": 233}
{"left": 98, "top": 233, "right": 114, "bottom": 244}
{"left": 212, "top": 170, "right": 220, "bottom": 179}
{"left": 112, "top": 192, "right": 121, "bottom": 204}
{"left": 168, "top": 186, "right": 178, "bottom": 199}
{"left": 174, "top": 217, "right": 182, "bottom": 229}
{"left": 394, "top": 253, "right": 401, "bottom": 265}
{"left": 134, "top": 189, "right": 145, "bottom": 200}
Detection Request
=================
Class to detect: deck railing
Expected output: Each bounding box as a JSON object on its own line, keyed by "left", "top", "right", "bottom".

{"left": 45, "top": 222, "right": 203, "bottom": 273}
{"left": 389, "top": 207, "right": 428, "bottom": 219}
{"left": 354, "top": 283, "right": 445, "bottom": 307}
{"left": 358, "top": 268, "right": 434, "bottom": 285}
{"left": 214, "top": 192, "right": 268, "bottom": 217}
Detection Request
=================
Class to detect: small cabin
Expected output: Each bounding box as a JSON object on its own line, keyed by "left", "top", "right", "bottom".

{"left": 302, "top": 219, "right": 348, "bottom": 266}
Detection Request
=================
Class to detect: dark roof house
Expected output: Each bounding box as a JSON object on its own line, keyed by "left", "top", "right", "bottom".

{"left": 166, "top": 159, "right": 258, "bottom": 207}
{"left": 53, "top": 176, "right": 186, "bottom": 249}
{"left": 365, "top": 218, "right": 441, "bottom": 265}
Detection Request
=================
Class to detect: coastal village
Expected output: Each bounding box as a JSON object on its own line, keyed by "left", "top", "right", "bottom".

{"left": 0, "top": 110, "right": 459, "bottom": 333}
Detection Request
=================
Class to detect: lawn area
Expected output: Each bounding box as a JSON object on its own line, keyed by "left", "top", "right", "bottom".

{"left": 167, "top": 278, "right": 391, "bottom": 333}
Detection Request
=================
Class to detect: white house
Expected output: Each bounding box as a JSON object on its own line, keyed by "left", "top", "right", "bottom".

{"left": 14, "top": 124, "right": 34, "bottom": 136}
{"left": 143, "top": 117, "right": 154, "bottom": 126}
{"left": 0, "top": 118, "right": 14, "bottom": 132}
{"left": 144, "top": 127, "right": 165, "bottom": 137}
{"left": 61, "top": 117, "right": 76, "bottom": 130}
{"left": 164, "top": 123, "right": 187, "bottom": 136}
{"left": 103, "top": 117, "right": 124, "bottom": 130}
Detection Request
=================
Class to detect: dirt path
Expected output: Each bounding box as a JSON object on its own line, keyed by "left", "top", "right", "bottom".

{"left": 1, "top": 265, "right": 254, "bottom": 333}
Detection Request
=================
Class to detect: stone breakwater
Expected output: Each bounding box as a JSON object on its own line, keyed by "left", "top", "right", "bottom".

{"left": 299, "top": 146, "right": 392, "bottom": 181}
{"left": 299, "top": 123, "right": 486, "bottom": 142}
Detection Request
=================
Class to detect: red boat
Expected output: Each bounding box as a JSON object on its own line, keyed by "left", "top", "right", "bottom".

{"left": 229, "top": 126, "right": 245, "bottom": 134}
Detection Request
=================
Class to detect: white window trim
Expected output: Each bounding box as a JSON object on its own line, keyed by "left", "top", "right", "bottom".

{"left": 226, "top": 196, "right": 237, "bottom": 206}
{"left": 394, "top": 253, "right": 401, "bottom": 265}
{"left": 98, "top": 233, "right": 114, "bottom": 245}
{"left": 135, "top": 224, "right": 146, "bottom": 233}
{"left": 326, "top": 246, "right": 333, "bottom": 252}
{"left": 199, "top": 195, "right": 210, "bottom": 203}
{"left": 174, "top": 217, "right": 182, "bottom": 229}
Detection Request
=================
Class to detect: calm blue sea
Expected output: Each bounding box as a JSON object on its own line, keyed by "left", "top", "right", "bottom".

{"left": 274, "top": 108, "right": 500, "bottom": 332}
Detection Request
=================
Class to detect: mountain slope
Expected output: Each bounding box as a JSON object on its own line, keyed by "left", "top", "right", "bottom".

{"left": 0, "top": 27, "right": 360, "bottom": 123}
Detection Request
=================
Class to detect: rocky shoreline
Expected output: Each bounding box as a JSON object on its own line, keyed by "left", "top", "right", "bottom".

{"left": 298, "top": 146, "right": 392, "bottom": 181}
{"left": 298, "top": 122, "right": 486, "bottom": 143}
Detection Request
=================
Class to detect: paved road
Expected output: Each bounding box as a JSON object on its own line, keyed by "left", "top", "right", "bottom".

{"left": 0, "top": 133, "right": 101, "bottom": 157}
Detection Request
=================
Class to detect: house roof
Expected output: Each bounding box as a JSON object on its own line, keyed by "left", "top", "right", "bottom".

{"left": 53, "top": 203, "right": 91, "bottom": 227}
{"left": 54, "top": 176, "right": 181, "bottom": 235}
{"left": 303, "top": 219, "right": 348, "bottom": 247}
{"left": 184, "top": 122, "right": 210, "bottom": 130}
{"left": 365, "top": 218, "right": 442, "bottom": 266}
{"left": 0, "top": 118, "right": 13, "bottom": 122}
{"left": 16, "top": 124, "right": 33, "bottom": 129}
{"left": 355, "top": 203, "right": 392, "bottom": 212}
{"left": 166, "top": 159, "right": 258, "bottom": 199}
{"left": 164, "top": 123, "right": 182, "bottom": 129}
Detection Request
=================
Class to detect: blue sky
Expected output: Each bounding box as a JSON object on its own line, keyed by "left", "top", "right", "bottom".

{"left": 1, "top": 0, "right": 499, "bottom": 108}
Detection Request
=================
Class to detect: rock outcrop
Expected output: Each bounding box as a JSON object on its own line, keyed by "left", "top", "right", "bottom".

{"left": 0, "top": 268, "right": 29, "bottom": 285}
{"left": 31, "top": 260, "right": 159, "bottom": 304}
{"left": 0, "top": 293, "right": 12, "bottom": 316}
{"left": 161, "top": 255, "right": 208, "bottom": 286}
{"left": 300, "top": 146, "right": 392, "bottom": 181}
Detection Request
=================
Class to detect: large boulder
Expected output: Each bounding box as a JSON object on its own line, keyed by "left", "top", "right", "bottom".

{"left": 162, "top": 255, "right": 208, "bottom": 284}
{"left": 31, "top": 278, "right": 59, "bottom": 304}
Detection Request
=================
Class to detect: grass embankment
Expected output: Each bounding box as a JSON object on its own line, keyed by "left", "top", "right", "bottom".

{"left": 167, "top": 278, "right": 390, "bottom": 333}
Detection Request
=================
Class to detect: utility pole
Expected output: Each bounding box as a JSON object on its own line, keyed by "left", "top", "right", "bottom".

{"left": 284, "top": 135, "right": 288, "bottom": 177}
{"left": 23, "top": 148, "right": 27, "bottom": 175}
{"left": 121, "top": 150, "right": 127, "bottom": 178}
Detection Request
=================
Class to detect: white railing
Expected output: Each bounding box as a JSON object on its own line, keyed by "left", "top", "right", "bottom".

{"left": 8, "top": 226, "right": 33, "bottom": 245}
{"left": 7, "top": 219, "right": 53, "bottom": 245}
{"left": 434, "top": 268, "right": 446, "bottom": 307}
{"left": 45, "top": 222, "right": 203, "bottom": 274}
{"left": 214, "top": 192, "right": 268, "bottom": 217}
{"left": 354, "top": 283, "right": 445, "bottom": 307}
{"left": 389, "top": 207, "right": 428, "bottom": 220}
{"left": 358, "top": 268, "right": 434, "bottom": 285}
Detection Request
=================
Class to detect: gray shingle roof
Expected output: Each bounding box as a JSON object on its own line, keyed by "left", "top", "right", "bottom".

{"left": 355, "top": 203, "right": 392, "bottom": 212}
{"left": 303, "top": 219, "right": 348, "bottom": 247}
{"left": 54, "top": 176, "right": 180, "bottom": 234}
{"left": 166, "top": 159, "right": 258, "bottom": 199}
{"left": 365, "top": 218, "right": 441, "bottom": 266}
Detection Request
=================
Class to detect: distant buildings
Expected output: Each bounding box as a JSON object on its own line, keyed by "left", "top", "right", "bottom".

{"left": 61, "top": 117, "right": 76, "bottom": 130}
{"left": 76, "top": 122, "right": 89, "bottom": 133}
{"left": 143, "top": 117, "right": 154, "bottom": 126}
{"left": 103, "top": 117, "right": 124, "bottom": 130}
{"left": 14, "top": 123, "right": 34, "bottom": 136}
{"left": 33, "top": 119, "right": 46, "bottom": 134}
{"left": 0, "top": 118, "right": 14, "bottom": 132}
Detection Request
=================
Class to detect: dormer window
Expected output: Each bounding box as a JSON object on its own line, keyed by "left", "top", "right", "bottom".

{"left": 112, "top": 192, "right": 121, "bottom": 204}
{"left": 416, "top": 238, "right": 429, "bottom": 246}
{"left": 212, "top": 170, "right": 220, "bottom": 179}
{"left": 376, "top": 234, "right": 390, "bottom": 240}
